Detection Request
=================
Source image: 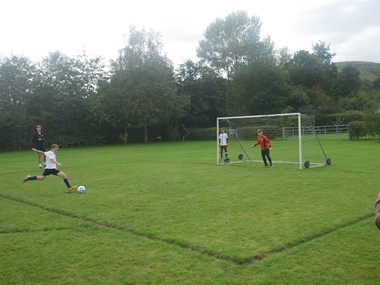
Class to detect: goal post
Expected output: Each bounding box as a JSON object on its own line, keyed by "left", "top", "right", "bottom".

{"left": 216, "top": 113, "right": 330, "bottom": 169}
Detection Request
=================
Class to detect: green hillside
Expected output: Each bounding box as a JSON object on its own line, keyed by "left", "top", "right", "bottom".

{"left": 335, "top": 61, "right": 380, "bottom": 89}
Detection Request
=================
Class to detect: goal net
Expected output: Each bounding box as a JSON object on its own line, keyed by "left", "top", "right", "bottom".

{"left": 216, "top": 113, "right": 330, "bottom": 169}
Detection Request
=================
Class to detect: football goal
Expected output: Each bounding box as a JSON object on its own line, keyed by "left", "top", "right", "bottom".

{"left": 216, "top": 113, "right": 331, "bottom": 169}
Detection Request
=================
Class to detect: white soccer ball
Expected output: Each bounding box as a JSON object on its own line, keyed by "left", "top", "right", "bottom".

{"left": 77, "top": 185, "right": 86, "bottom": 194}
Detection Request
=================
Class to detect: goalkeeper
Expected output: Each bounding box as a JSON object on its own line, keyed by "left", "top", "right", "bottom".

{"left": 218, "top": 128, "right": 229, "bottom": 161}
{"left": 253, "top": 129, "right": 273, "bottom": 167}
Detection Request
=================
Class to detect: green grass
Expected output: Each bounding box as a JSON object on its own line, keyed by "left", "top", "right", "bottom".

{"left": 1, "top": 140, "right": 379, "bottom": 284}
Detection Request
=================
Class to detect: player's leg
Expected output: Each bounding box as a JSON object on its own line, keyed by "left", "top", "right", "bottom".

{"left": 224, "top": 146, "right": 228, "bottom": 158}
{"left": 261, "top": 150, "right": 268, "bottom": 166}
{"left": 23, "top": 175, "right": 46, "bottom": 183}
{"left": 42, "top": 146, "right": 46, "bottom": 167}
{"left": 57, "top": 170, "right": 69, "bottom": 186}
{"left": 35, "top": 144, "right": 46, "bottom": 169}
{"left": 37, "top": 152, "right": 42, "bottom": 168}
{"left": 266, "top": 150, "right": 273, "bottom": 167}
{"left": 57, "top": 171, "right": 77, "bottom": 192}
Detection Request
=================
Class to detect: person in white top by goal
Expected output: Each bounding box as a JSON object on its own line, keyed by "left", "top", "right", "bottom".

{"left": 218, "top": 128, "right": 229, "bottom": 161}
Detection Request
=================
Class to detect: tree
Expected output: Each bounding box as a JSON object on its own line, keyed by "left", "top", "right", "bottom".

{"left": 196, "top": 11, "right": 275, "bottom": 115}
{"left": 276, "top": 47, "right": 292, "bottom": 66}
{"left": 176, "top": 60, "right": 227, "bottom": 128}
{"left": 107, "top": 27, "right": 181, "bottom": 143}
{"left": 340, "top": 90, "right": 372, "bottom": 111}
{"left": 0, "top": 55, "right": 36, "bottom": 149}
{"left": 287, "top": 50, "right": 323, "bottom": 88}
{"left": 232, "top": 61, "right": 291, "bottom": 114}
{"left": 37, "top": 51, "right": 106, "bottom": 98}
{"left": 29, "top": 51, "right": 107, "bottom": 146}
{"left": 285, "top": 42, "right": 338, "bottom": 113}
{"left": 337, "top": 65, "right": 361, "bottom": 98}
{"left": 286, "top": 86, "right": 310, "bottom": 112}
{"left": 197, "top": 10, "right": 274, "bottom": 79}
{"left": 311, "top": 41, "right": 338, "bottom": 96}
{"left": 373, "top": 76, "right": 380, "bottom": 90}
{"left": 287, "top": 42, "right": 337, "bottom": 88}
{"left": 312, "top": 41, "right": 336, "bottom": 66}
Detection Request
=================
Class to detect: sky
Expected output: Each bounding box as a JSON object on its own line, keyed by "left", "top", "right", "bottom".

{"left": 1, "top": 0, "right": 379, "bottom": 68}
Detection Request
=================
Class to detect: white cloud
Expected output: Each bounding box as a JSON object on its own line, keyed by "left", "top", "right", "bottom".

{"left": 334, "top": 25, "right": 380, "bottom": 62}
{"left": 1, "top": 0, "right": 379, "bottom": 66}
{"left": 287, "top": 0, "right": 380, "bottom": 62}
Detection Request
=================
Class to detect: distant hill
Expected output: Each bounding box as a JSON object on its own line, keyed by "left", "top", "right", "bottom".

{"left": 335, "top": 61, "right": 380, "bottom": 89}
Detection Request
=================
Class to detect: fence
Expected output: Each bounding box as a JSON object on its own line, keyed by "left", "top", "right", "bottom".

{"left": 283, "top": 125, "right": 349, "bottom": 140}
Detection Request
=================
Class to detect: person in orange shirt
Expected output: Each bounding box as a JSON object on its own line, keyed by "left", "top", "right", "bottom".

{"left": 252, "top": 129, "right": 273, "bottom": 167}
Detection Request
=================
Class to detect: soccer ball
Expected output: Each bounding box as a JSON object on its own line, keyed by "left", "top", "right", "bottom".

{"left": 77, "top": 185, "right": 86, "bottom": 194}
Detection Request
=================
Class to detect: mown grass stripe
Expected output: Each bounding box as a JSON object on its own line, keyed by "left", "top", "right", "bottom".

{"left": 1, "top": 193, "right": 373, "bottom": 266}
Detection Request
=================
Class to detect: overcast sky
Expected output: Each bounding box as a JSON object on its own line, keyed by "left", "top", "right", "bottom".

{"left": 1, "top": 0, "right": 379, "bottom": 67}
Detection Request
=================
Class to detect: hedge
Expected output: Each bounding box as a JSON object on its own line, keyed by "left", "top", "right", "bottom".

{"left": 317, "top": 111, "right": 365, "bottom": 126}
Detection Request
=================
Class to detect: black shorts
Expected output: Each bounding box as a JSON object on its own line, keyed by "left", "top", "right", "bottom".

{"left": 42, "top": 169, "right": 60, "bottom": 176}
{"left": 35, "top": 143, "right": 46, "bottom": 152}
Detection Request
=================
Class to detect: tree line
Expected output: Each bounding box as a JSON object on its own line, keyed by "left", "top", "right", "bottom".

{"left": 1, "top": 11, "right": 379, "bottom": 150}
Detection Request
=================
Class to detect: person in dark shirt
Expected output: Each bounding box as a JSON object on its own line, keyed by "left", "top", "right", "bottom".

{"left": 32, "top": 125, "right": 46, "bottom": 169}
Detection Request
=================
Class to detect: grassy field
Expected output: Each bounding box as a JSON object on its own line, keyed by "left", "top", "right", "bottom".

{"left": 0, "top": 140, "right": 379, "bottom": 284}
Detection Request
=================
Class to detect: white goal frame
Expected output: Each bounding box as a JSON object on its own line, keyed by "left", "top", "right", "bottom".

{"left": 216, "top": 113, "right": 303, "bottom": 169}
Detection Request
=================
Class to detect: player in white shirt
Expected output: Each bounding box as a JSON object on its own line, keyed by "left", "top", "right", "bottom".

{"left": 23, "top": 144, "right": 77, "bottom": 193}
{"left": 218, "top": 128, "right": 229, "bottom": 162}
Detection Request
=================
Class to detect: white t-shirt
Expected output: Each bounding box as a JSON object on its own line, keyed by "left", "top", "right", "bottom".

{"left": 219, "top": 132, "right": 228, "bottom": 146}
{"left": 44, "top": 151, "right": 57, "bottom": 169}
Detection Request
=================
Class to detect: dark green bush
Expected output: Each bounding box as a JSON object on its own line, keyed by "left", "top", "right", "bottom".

{"left": 322, "top": 111, "right": 366, "bottom": 125}
{"left": 188, "top": 128, "right": 216, "bottom": 140}
{"left": 348, "top": 121, "right": 367, "bottom": 139}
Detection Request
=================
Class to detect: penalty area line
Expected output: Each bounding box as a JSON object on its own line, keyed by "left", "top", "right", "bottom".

{"left": 0, "top": 193, "right": 242, "bottom": 265}
{"left": 0, "top": 193, "right": 373, "bottom": 266}
{"left": 244, "top": 213, "right": 373, "bottom": 265}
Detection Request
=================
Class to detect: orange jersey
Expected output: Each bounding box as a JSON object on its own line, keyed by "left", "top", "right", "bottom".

{"left": 254, "top": 135, "right": 271, "bottom": 150}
